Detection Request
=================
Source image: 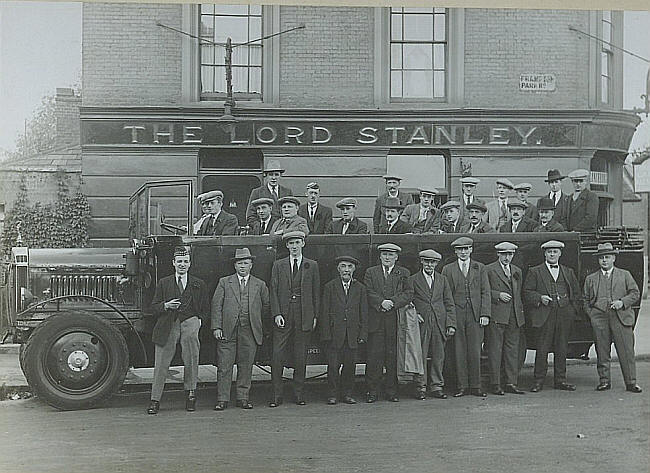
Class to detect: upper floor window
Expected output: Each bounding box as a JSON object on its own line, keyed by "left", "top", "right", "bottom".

{"left": 389, "top": 7, "right": 447, "bottom": 101}
{"left": 600, "top": 10, "right": 613, "bottom": 104}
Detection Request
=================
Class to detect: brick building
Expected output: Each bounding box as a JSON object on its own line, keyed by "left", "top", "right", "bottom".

{"left": 79, "top": 4, "right": 640, "bottom": 247}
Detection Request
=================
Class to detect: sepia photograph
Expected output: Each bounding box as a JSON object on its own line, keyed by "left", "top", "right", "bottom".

{"left": 0, "top": 1, "right": 649, "bottom": 472}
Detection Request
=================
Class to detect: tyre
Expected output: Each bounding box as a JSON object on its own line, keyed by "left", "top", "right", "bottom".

{"left": 22, "top": 311, "right": 129, "bottom": 410}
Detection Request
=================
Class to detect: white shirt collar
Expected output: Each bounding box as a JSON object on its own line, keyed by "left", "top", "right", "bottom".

{"left": 602, "top": 268, "right": 613, "bottom": 277}
{"left": 175, "top": 273, "right": 188, "bottom": 284}
{"left": 383, "top": 264, "right": 395, "bottom": 275}
{"left": 291, "top": 255, "right": 303, "bottom": 267}
{"left": 422, "top": 270, "right": 434, "bottom": 283}
{"left": 458, "top": 259, "right": 470, "bottom": 269}
{"left": 239, "top": 274, "right": 250, "bottom": 285}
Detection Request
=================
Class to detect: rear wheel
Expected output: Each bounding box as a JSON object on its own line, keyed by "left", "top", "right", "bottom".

{"left": 22, "top": 312, "right": 129, "bottom": 410}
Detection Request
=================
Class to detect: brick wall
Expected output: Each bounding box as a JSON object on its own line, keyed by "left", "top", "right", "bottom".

{"left": 55, "top": 88, "right": 81, "bottom": 150}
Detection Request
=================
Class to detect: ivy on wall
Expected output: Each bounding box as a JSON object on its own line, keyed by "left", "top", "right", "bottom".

{"left": 1, "top": 170, "right": 90, "bottom": 252}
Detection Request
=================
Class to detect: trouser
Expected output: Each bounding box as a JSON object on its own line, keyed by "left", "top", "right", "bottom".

{"left": 151, "top": 316, "right": 201, "bottom": 401}
{"left": 216, "top": 321, "right": 258, "bottom": 402}
{"left": 327, "top": 338, "right": 357, "bottom": 397}
{"left": 486, "top": 316, "right": 521, "bottom": 386}
{"left": 271, "top": 301, "right": 309, "bottom": 398}
{"left": 414, "top": 318, "right": 446, "bottom": 392}
{"left": 591, "top": 312, "right": 636, "bottom": 385}
{"left": 534, "top": 306, "right": 573, "bottom": 384}
{"left": 454, "top": 305, "right": 483, "bottom": 389}
{"left": 366, "top": 311, "right": 398, "bottom": 397}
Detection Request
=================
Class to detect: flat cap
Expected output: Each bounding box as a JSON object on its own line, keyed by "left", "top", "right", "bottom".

{"left": 594, "top": 242, "right": 619, "bottom": 257}
{"left": 377, "top": 243, "right": 401, "bottom": 253}
{"left": 507, "top": 198, "right": 527, "bottom": 209}
{"left": 336, "top": 197, "right": 357, "bottom": 208}
{"left": 336, "top": 255, "right": 360, "bottom": 266}
{"left": 418, "top": 187, "right": 439, "bottom": 196}
{"left": 173, "top": 246, "right": 190, "bottom": 257}
{"left": 383, "top": 175, "right": 403, "bottom": 181}
{"left": 568, "top": 169, "right": 590, "bottom": 180}
{"left": 306, "top": 182, "right": 320, "bottom": 190}
{"left": 541, "top": 240, "right": 565, "bottom": 250}
{"left": 440, "top": 200, "right": 461, "bottom": 211}
{"left": 278, "top": 196, "right": 300, "bottom": 206}
{"left": 495, "top": 241, "right": 518, "bottom": 253}
{"left": 419, "top": 249, "right": 442, "bottom": 261}
{"left": 459, "top": 176, "right": 480, "bottom": 185}
{"left": 199, "top": 190, "right": 224, "bottom": 203}
{"left": 514, "top": 182, "right": 532, "bottom": 191}
{"left": 537, "top": 197, "right": 556, "bottom": 211}
{"left": 451, "top": 236, "right": 474, "bottom": 248}
{"left": 545, "top": 169, "right": 565, "bottom": 182}
{"left": 282, "top": 230, "right": 306, "bottom": 241}
{"left": 251, "top": 197, "right": 274, "bottom": 207}
{"left": 466, "top": 202, "right": 487, "bottom": 212}
{"left": 263, "top": 160, "right": 285, "bottom": 173}
{"left": 496, "top": 178, "right": 515, "bottom": 189}
{"left": 382, "top": 197, "right": 404, "bottom": 209}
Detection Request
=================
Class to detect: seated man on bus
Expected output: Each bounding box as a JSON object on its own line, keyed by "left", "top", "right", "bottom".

{"left": 270, "top": 196, "right": 310, "bottom": 237}
{"left": 249, "top": 197, "right": 277, "bottom": 235}
{"left": 195, "top": 190, "right": 239, "bottom": 236}
{"left": 332, "top": 198, "right": 369, "bottom": 234}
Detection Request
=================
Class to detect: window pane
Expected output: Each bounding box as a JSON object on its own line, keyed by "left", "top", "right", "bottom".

{"left": 214, "top": 16, "right": 248, "bottom": 43}
{"left": 602, "top": 10, "right": 611, "bottom": 21}
{"left": 213, "top": 45, "right": 225, "bottom": 64}
{"left": 214, "top": 66, "right": 226, "bottom": 92}
{"left": 390, "top": 7, "right": 403, "bottom": 13}
{"left": 403, "top": 43, "right": 432, "bottom": 69}
{"left": 601, "top": 52, "right": 609, "bottom": 75}
{"left": 601, "top": 77, "right": 609, "bottom": 103}
{"left": 250, "top": 45, "right": 262, "bottom": 66}
{"left": 433, "top": 44, "right": 445, "bottom": 68}
{"left": 403, "top": 70, "right": 433, "bottom": 98}
{"left": 232, "top": 66, "right": 249, "bottom": 93}
{"left": 200, "top": 4, "right": 213, "bottom": 14}
{"left": 250, "top": 16, "right": 262, "bottom": 38}
{"left": 250, "top": 5, "right": 262, "bottom": 15}
{"left": 434, "top": 14, "right": 446, "bottom": 41}
{"left": 201, "top": 66, "right": 214, "bottom": 92}
{"left": 603, "top": 23, "right": 611, "bottom": 45}
{"left": 403, "top": 14, "right": 433, "bottom": 41}
{"left": 232, "top": 47, "right": 248, "bottom": 66}
{"left": 391, "top": 71, "right": 402, "bottom": 97}
{"left": 434, "top": 7, "right": 446, "bottom": 14}
{"left": 391, "top": 14, "right": 402, "bottom": 40}
{"left": 403, "top": 7, "right": 434, "bottom": 13}
{"left": 201, "top": 44, "right": 215, "bottom": 65}
{"left": 434, "top": 71, "right": 445, "bottom": 98}
{"left": 391, "top": 43, "right": 402, "bottom": 69}
{"left": 200, "top": 15, "right": 214, "bottom": 37}
{"left": 250, "top": 67, "right": 262, "bottom": 93}
{"left": 214, "top": 5, "right": 249, "bottom": 15}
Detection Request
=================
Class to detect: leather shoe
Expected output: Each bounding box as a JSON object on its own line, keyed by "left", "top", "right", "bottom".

{"left": 626, "top": 384, "right": 643, "bottom": 393}
{"left": 186, "top": 390, "right": 196, "bottom": 412}
{"left": 388, "top": 395, "right": 399, "bottom": 402}
{"left": 453, "top": 389, "right": 466, "bottom": 397}
{"left": 147, "top": 400, "right": 159, "bottom": 415}
{"left": 415, "top": 391, "right": 426, "bottom": 400}
{"left": 530, "top": 383, "right": 543, "bottom": 393}
{"left": 429, "top": 390, "right": 447, "bottom": 399}
{"left": 504, "top": 384, "right": 525, "bottom": 395}
{"left": 366, "top": 393, "right": 377, "bottom": 403}
{"left": 470, "top": 388, "right": 487, "bottom": 397}
{"left": 342, "top": 395, "right": 357, "bottom": 404}
{"left": 595, "top": 382, "right": 611, "bottom": 391}
{"left": 213, "top": 401, "right": 227, "bottom": 411}
{"left": 554, "top": 382, "right": 576, "bottom": 391}
{"left": 236, "top": 399, "right": 253, "bottom": 409}
{"left": 491, "top": 385, "right": 504, "bottom": 396}
{"left": 327, "top": 397, "right": 337, "bottom": 405}
{"left": 268, "top": 398, "right": 283, "bottom": 408}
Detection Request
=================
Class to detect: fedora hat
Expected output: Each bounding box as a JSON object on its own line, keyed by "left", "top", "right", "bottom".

{"left": 594, "top": 242, "right": 619, "bottom": 257}
{"left": 233, "top": 247, "right": 255, "bottom": 261}
{"left": 263, "top": 160, "right": 285, "bottom": 174}
{"left": 544, "top": 169, "right": 565, "bottom": 182}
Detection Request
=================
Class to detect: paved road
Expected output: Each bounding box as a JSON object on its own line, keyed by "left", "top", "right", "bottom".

{"left": 0, "top": 361, "right": 647, "bottom": 473}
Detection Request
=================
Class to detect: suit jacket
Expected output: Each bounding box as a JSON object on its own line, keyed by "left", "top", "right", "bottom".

{"left": 522, "top": 263, "right": 580, "bottom": 328}
{"left": 298, "top": 203, "right": 333, "bottom": 234}
{"left": 537, "top": 192, "right": 570, "bottom": 230}
{"left": 400, "top": 204, "right": 441, "bottom": 233}
{"left": 270, "top": 215, "right": 310, "bottom": 236}
{"left": 441, "top": 260, "right": 491, "bottom": 322}
{"left": 406, "top": 271, "right": 456, "bottom": 338}
{"left": 439, "top": 219, "right": 462, "bottom": 234}
{"left": 533, "top": 219, "right": 565, "bottom": 232}
{"left": 245, "top": 184, "right": 293, "bottom": 225}
{"left": 459, "top": 196, "right": 487, "bottom": 224}
{"left": 377, "top": 219, "right": 413, "bottom": 234}
{"left": 460, "top": 220, "right": 496, "bottom": 234}
{"left": 363, "top": 264, "right": 412, "bottom": 333}
{"left": 566, "top": 189, "right": 599, "bottom": 232}
{"left": 499, "top": 217, "right": 538, "bottom": 233}
{"left": 150, "top": 274, "right": 209, "bottom": 346}
{"left": 332, "top": 217, "right": 369, "bottom": 235}
{"left": 320, "top": 278, "right": 368, "bottom": 349}
{"left": 211, "top": 274, "right": 270, "bottom": 345}
{"left": 485, "top": 199, "right": 511, "bottom": 229}
{"left": 270, "top": 256, "right": 320, "bottom": 331}
{"left": 486, "top": 262, "right": 525, "bottom": 327}
{"left": 249, "top": 216, "right": 279, "bottom": 235}
{"left": 373, "top": 191, "right": 414, "bottom": 232}
{"left": 197, "top": 210, "right": 239, "bottom": 236}
{"left": 583, "top": 267, "right": 640, "bottom": 327}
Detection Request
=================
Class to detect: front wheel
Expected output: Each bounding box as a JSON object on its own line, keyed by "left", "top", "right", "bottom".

{"left": 22, "top": 312, "right": 129, "bottom": 410}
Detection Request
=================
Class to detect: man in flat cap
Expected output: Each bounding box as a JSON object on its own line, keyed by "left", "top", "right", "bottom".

{"left": 486, "top": 242, "right": 526, "bottom": 395}
{"left": 514, "top": 183, "right": 539, "bottom": 222}
{"left": 363, "top": 243, "right": 412, "bottom": 402}
{"left": 320, "top": 255, "right": 368, "bottom": 405}
{"left": 537, "top": 169, "right": 569, "bottom": 230}
{"left": 249, "top": 197, "right": 278, "bottom": 235}
{"left": 373, "top": 175, "right": 414, "bottom": 233}
{"left": 270, "top": 196, "right": 310, "bottom": 237}
{"left": 269, "top": 231, "right": 320, "bottom": 406}
{"left": 523, "top": 240, "right": 580, "bottom": 392}
{"left": 400, "top": 187, "right": 442, "bottom": 233}
{"left": 196, "top": 190, "right": 239, "bottom": 236}
{"left": 441, "top": 237, "right": 491, "bottom": 397}
{"left": 406, "top": 249, "right": 456, "bottom": 399}
{"left": 332, "top": 198, "right": 369, "bottom": 235}
{"left": 499, "top": 199, "right": 537, "bottom": 233}
{"left": 246, "top": 160, "right": 293, "bottom": 226}
{"left": 460, "top": 202, "right": 496, "bottom": 233}
{"left": 147, "top": 246, "right": 209, "bottom": 414}
{"left": 565, "top": 168, "right": 599, "bottom": 232}
{"left": 458, "top": 176, "right": 486, "bottom": 225}
{"left": 192, "top": 192, "right": 212, "bottom": 234}
{"left": 298, "top": 182, "right": 333, "bottom": 234}
{"left": 377, "top": 198, "right": 413, "bottom": 234}
{"left": 534, "top": 198, "right": 565, "bottom": 232}
{"left": 212, "top": 248, "right": 270, "bottom": 411}
{"left": 485, "top": 178, "right": 514, "bottom": 230}
{"left": 583, "top": 243, "right": 642, "bottom": 393}
{"left": 439, "top": 201, "right": 463, "bottom": 233}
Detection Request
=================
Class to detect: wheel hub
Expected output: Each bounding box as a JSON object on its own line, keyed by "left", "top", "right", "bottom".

{"left": 67, "top": 350, "right": 90, "bottom": 372}
{"left": 46, "top": 331, "right": 109, "bottom": 391}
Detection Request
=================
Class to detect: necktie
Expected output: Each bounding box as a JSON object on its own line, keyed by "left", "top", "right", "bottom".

{"left": 384, "top": 268, "right": 389, "bottom": 280}
{"left": 504, "top": 265, "right": 511, "bottom": 279}
{"left": 512, "top": 222, "right": 518, "bottom": 233}
{"left": 500, "top": 201, "right": 507, "bottom": 217}
{"left": 342, "top": 222, "right": 349, "bottom": 235}
{"left": 461, "top": 261, "right": 468, "bottom": 277}
{"left": 177, "top": 275, "right": 184, "bottom": 293}
{"left": 310, "top": 206, "right": 315, "bottom": 220}
{"left": 552, "top": 192, "right": 558, "bottom": 205}
{"left": 605, "top": 271, "right": 610, "bottom": 279}
{"left": 240, "top": 277, "right": 246, "bottom": 292}
{"left": 292, "top": 258, "right": 299, "bottom": 276}
{"left": 261, "top": 221, "right": 267, "bottom": 234}
{"left": 271, "top": 187, "right": 278, "bottom": 199}
{"left": 343, "top": 282, "right": 349, "bottom": 295}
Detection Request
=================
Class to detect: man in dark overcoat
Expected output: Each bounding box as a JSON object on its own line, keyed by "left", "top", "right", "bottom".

{"left": 248, "top": 197, "right": 278, "bottom": 235}
{"left": 245, "top": 160, "right": 293, "bottom": 226}
{"left": 377, "top": 198, "right": 413, "bottom": 234}
{"left": 537, "top": 169, "right": 570, "bottom": 229}
{"left": 499, "top": 199, "right": 538, "bottom": 233}
{"left": 534, "top": 198, "right": 565, "bottom": 232}
{"left": 332, "top": 198, "right": 369, "bottom": 234}
{"left": 565, "top": 168, "right": 599, "bottom": 232}
{"left": 298, "top": 181, "right": 333, "bottom": 234}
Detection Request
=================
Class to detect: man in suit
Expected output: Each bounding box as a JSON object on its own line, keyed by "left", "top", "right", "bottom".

{"left": 192, "top": 191, "right": 211, "bottom": 234}
{"left": 245, "top": 160, "right": 293, "bottom": 226}
{"left": 373, "top": 175, "right": 414, "bottom": 233}
{"left": 298, "top": 182, "right": 333, "bottom": 234}
{"left": 565, "top": 168, "right": 599, "bottom": 232}
{"left": 212, "top": 248, "right": 271, "bottom": 411}
{"left": 400, "top": 187, "right": 442, "bottom": 233}
{"left": 248, "top": 197, "right": 278, "bottom": 235}
{"left": 269, "top": 231, "right": 320, "bottom": 406}
{"left": 270, "top": 196, "right": 310, "bottom": 237}
{"left": 320, "top": 255, "right": 368, "bottom": 405}
{"left": 485, "top": 178, "right": 514, "bottom": 230}
{"left": 486, "top": 242, "right": 526, "bottom": 395}
{"left": 499, "top": 199, "right": 538, "bottom": 233}
{"left": 537, "top": 169, "right": 570, "bottom": 230}
{"left": 439, "top": 200, "right": 463, "bottom": 233}
{"left": 458, "top": 176, "right": 486, "bottom": 224}
{"left": 147, "top": 246, "right": 209, "bottom": 414}
{"left": 534, "top": 198, "right": 565, "bottom": 232}
{"left": 523, "top": 240, "right": 580, "bottom": 392}
{"left": 363, "top": 243, "right": 412, "bottom": 402}
{"left": 583, "top": 243, "right": 642, "bottom": 393}
{"left": 460, "top": 202, "right": 495, "bottom": 233}
{"left": 441, "top": 237, "right": 491, "bottom": 397}
{"left": 332, "top": 198, "right": 369, "bottom": 234}
{"left": 406, "top": 249, "right": 456, "bottom": 400}
{"left": 514, "top": 182, "right": 539, "bottom": 222}
{"left": 196, "top": 190, "right": 239, "bottom": 236}
{"left": 377, "top": 198, "right": 413, "bottom": 234}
